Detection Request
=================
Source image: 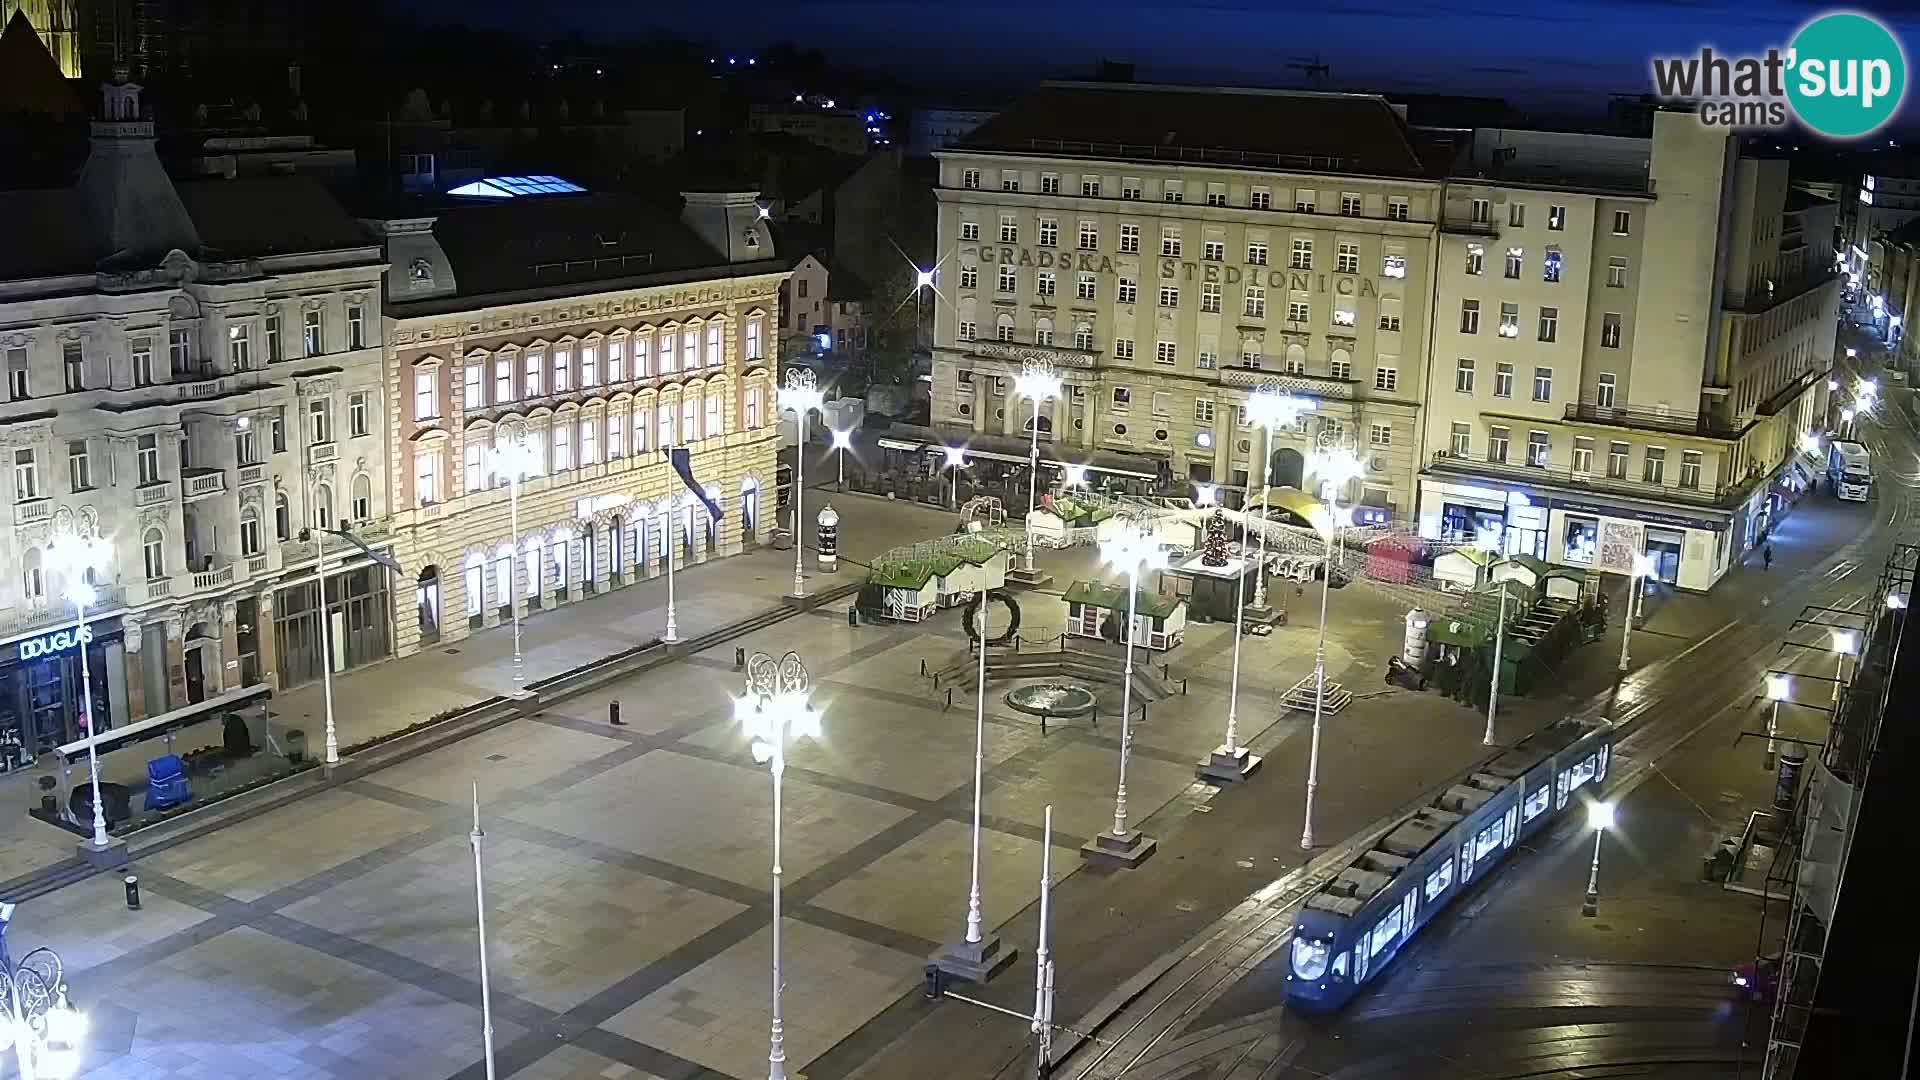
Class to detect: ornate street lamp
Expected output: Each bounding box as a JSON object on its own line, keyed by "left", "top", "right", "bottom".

{"left": 44, "top": 531, "right": 112, "bottom": 850}
{"left": 1013, "top": 359, "right": 1062, "bottom": 574}
{"left": 1299, "top": 439, "right": 1365, "bottom": 851}
{"left": 488, "top": 434, "right": 542, "bottom": 675}
{"left": 779, "top": 370, "right": 825, "bottom": 598}
{"left": 1243, "top": 386, "right": 1315, "bottom": 611}
{"left": 1084, "top": 525, "right": 1167, "bottom": 867}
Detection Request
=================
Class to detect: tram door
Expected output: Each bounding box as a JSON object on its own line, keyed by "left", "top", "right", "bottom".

{"left": 1502, "top": 806, "right": 1519, "bottom": 851}
{"left": 1400, "top": 890, "right": 1418, "bottom": 939}
{"left": 1354, "top": 930, "right": 1370, "bottom": 983}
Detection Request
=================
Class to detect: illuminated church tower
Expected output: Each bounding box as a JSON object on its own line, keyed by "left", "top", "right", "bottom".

{"left": 6, "top": 2, "right": 79, "bottom": 77}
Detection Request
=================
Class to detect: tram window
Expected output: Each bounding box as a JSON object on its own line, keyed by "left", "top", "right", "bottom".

{"left": 1331, "top": 951, "right": 1349, "bottom": 978}
{"left": 1459, "top": 840, "right": 1474, "bottom": 883}
{"left": 1369, "top": 906, "right": 1403, "bottom": 958}
{"left": 1291, "top": 935, "right": 1330, "bottom": 980}
{"left": 1598, "top": 744, "right": 1610, "bottom": 780}
{"left": 1425, "top": 859, "right": 1453, "bottom": 900}
{"left": 1571, "top": 753, "right": 1596, "bottom": 791}
{"left": 1474, "top": 820, "right": 1503, "bottom": 861}
{"left": 1555, "top": 768, "right": 1570, "bottom": 809}
{"left": 1523, "top": 785, "right": 1551, "bottom": 823}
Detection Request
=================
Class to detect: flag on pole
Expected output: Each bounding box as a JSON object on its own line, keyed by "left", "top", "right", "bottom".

{"left": 667, "top": 447, "right": 725, "bottom": 521}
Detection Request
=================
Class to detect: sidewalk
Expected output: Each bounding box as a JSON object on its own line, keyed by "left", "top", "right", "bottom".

{"left": 0, "top": 493, "right": 959, "bottom": 889}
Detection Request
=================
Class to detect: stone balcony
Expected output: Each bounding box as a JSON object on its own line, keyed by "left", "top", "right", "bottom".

{"left": 181, "top": 468, "right": 228, "bottom": 501}
{"left": 134, "top": 482, "right": 174, "bottom": 507}
{"left": 13, "top": 497, "right": 51, "bottom": 525}
{"left": 307, "top": 441, "right": 339, "bottom": 466}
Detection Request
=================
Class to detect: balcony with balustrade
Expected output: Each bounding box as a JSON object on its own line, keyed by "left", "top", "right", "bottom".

{"left": 181, "top": 467, "right": 228, "bottom": 502}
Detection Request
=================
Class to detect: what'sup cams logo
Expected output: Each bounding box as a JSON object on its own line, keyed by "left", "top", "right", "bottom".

{"left": 1651, "top": 11, "right": 1908, "bottom": 138}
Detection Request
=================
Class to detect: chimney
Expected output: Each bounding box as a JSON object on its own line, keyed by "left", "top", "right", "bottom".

{"left": 681, "top": 190, "right": 774, "bottom": 264}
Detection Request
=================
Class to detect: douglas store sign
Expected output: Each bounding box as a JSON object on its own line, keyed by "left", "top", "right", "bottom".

{"left": 18, "top": 625, "right": 93, "bottom": 661}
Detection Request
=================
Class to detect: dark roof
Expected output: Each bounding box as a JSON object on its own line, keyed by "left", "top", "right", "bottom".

{"left": 1884, "top": 215, "right": 1920, "bottom": 247}
{"left": 1784, "top": 187, "right": 1836, "bottom": 213}
{"left": 954, "top": 82, "right": 1432, "bottom": 179}
{"left": 0, "top": 188, "right": 93, "bottom": 276}
{"left": 0, "top": 10, "right": 78, "bottom": 117}
{"left": 418, "top": 191, "right": 780, "bottom": 303}
{"left": 175, "top": 176, "right": 374, "bottom": 258}
{"left": 768, "top": 221, "right": 831, "bottom": 265}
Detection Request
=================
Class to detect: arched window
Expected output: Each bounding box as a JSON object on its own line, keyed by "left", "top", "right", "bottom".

{"left": 143, "top": 528, "right": 166, "bottom": 580}
{"left": 351, "top": 473, "right": 373, "bottom": 521}
{"left": 995, "top": 312, "right": 1016, "bottom": 342}
{"left": 314, "top": 484, "right": 334, "bottom": 530}
{"left": 274, "top": 492, "right": 291, "bottom": 541}
{"left": 1034, "top": 316, "right": 1055, "bottom": 347}
{"left": 21, "top": 548, "right": 43, "bottom": 601}
{"left": 240, "top": 507, "right": 262, "bottom": 556}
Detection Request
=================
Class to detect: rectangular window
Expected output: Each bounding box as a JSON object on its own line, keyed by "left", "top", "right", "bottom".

{"left": 552, "top": 421, "right": 573, "bottom": 472}
{"left": 60, "top": 341, "right": 85, "bottom": 391}
{"left": 66, "top": 440, "right": 90, "bottom": 491}
{"left": 1508, "top": 202, "right": 1526, "bottom": 227}
{"left": 1117, "top": 277, "right": 1138, "bottom": 304}
{"left": 1524, "top": 785, "right": 1552, "bottom": 823}
{"left": 347, "top": 304, "right": 366, "bottom": 350}
{"left": 1194, "top": 399, "right": 1215, "bottom": 423}
{"left": 1078, "top": 221, "right": 1098, "bottom": 250}
{"left": 1151, "top": 391, "right": 1171, "bottom": 417}
{"left": 1290, "top": 238, "right": 1312, "bottom": 269}
{"left": 1644, "top": 446, "right": 1666, "bottom": 484}
{"left": 958, "top": 321, "right": 977, "bottom": 341}
{"left": 999, "top": 214, "right": 1018, "bottom": 244}
{"left": 1450, "top": 422, "right": 1471, "bottom": 457}
{"left": 1154, "top": 341, "right": 1177, "bottom": 365}
{"left": 962, "top": 168, "right": 980, "bottom": 189}
{"left": 1680, "top": 450, "right": 1703, "bottom": 489}
{"left": 996, "top": 320, "right": 1015, "bottom": 342}
{"left": 1000, "top": 171, "right": 1019, "bottom": 192}
{"left": 309, "top": 398, "right": 332, "bottom": 443}
{"left": 271, "top": 409, "right": 285, "bottom": 453}
{"left": 1081, "top": 175, "right": 1101, "bottom": 197}
{"left": 1158, "top": 284, "right": 1177, "bottom": 308}
{"left": 1606, "top": 257, "right": 1628, "bottom": 288}
{"left": 351, "top": 391, "right": 370, "bottom": 437}
{"left": 525, "top": 351, "right": 543, "bottom": 396}
{"left": 463, "top": 363, "right": 483, "bottom": 409}
{"left": 1596, "top": 372, "right": 1617, "bottom": 408}
{"left": 1206, "top": 184, "right": 1226, "bottom": 207}
{"left": 1608, "top": 441, "right": 1629, "bottom": 479}
{"left": 1382, "top": 252, "right": 1406, "bottom": 279}
{"left": 706, "top": 395, "right": 723, "bottom": 438}
{"left": 1456, "top": 357, "right": 1475, "bottom": 393}
{"left": 1247, "top": 241, "right": 1269, "bottom": 266}
{"left": 1160, "top": 227, "right": 1181, "bottom": 257}
{"left": 1470, "top": 198, "right": 1491, "bottom": 223}
{"left": 1425, "top": 859, "right": 1453, "bottom": 901}
{"left": 550, "top": 347, "right": 572, "bottom": 392}
{"left": 1488, "top": 425, "right": 1510, "bottom": 463}
{"left": 960, "top": 221, "right": 980, "bottom": 242}
{"left": 607, "top": 339, "right": 625, "bottom": 381}
{"left": 1122, "top": 178, "right": 1142, "bottom": 200}
{"left": 1331, "top": 308, "right": 1356, "bottom": 328}
{"left": 1375, "top": 366, "right": 1398, "bottom": 392}
{"left": 634, "top": 336, "right": 651, "bottom": 377}
{"left": 1379, "top": 314, "right": 1402, "bottom": 331}
{"left": 1460, "top": 299, "right": 1480, "bottom": 334}
{"left": 415, "top": 447, "right": 439, "bottom": 505}
{"left": 1505, "top": 247, "right": 1523, "bottom": 278}
{"left": 998, "top": 264, "right": 1018, "bottom": 293}
{"left": 1547, "top": 205, "right": 1566, "bottom": 231}
{"left": 1340, "top": 192, "right": 1362, "bottom": 216}
{"left": 1244, "top": 285, "right": 1266, "bottom": 318}
{"left": 7, "top": 350, "right": 30, "bottom": 401}
{"left": 1038, "top": 218, "right": 1058, "bottom": 247}
{"left": 1572, "top": 437, "right": 1594, "bottom": 473}
{"left": 12, "top": 449, "right": 36, "bottom": 501}
{"left": 1113, "top": 338, "right": 1134, "bottom": 361}
{"left": 1111, "top": 386, "right": 1131, "bottom": 411}
{"left": 1532, "top": 366, "right": 1553, "bottom": 402}
{"left": 137, "top": 434, "right": 160, "bottom": 484}
{"left": 579, "top": 416, "right": 599, "bottom": 465}
{"left": 1040, "top": 271, "right": 1058, "bottom": 297}
{"left": 303, "top": 309, "right": 323, "bottom": 355}
{"left": 1288, "top": 300, "right": 1309, "bottom": 322}
{"left": 1118, "top": 224, "right": 1140, "bottom": 254}
{"left": 1465, "top": 244, "right": 1484, "bottom": 276}
{"left": 1336, "top": 242, "right": 1358, "bottom": 274}
{"left": 1040, "top": 173, "right": 1060, "bottom": 195}
{"left": 1077, "top": 273, "right": 1098, "bottom": 302}
{"left": 1250, "top": 187, "right": 1271, "bottom": 210}
{"left": 1527, "top": 430, "right": 1549, "bottom": 467}
{"left": 1498, "top": 302, "right": 1520, "bottom": 337}
{"left": 960, "top": 265, "right": 978, "bottom": 289}
{"left": 581, "top": 343, "right": 600, "bottom": 387}
{"left": 413, "top": 370, "right": 436, "bottom": 420}
{"left": 1601, "top": 313, "right": 1622, "bottom": 349}
{"left": 1494, "top": 362, "right": 1514, "bottom": 398}
{"left": 264, "top": 316, "right": 281, "bottom": 362}
{"left": 1387, "top": 197, "right": 1409, "bottom": 221}
{"left": 681, "top": 331, "right": 697, "bottom": 371}
{"left": 131, "top": 337, "right": 155, "bottom": 386}
{"left": 1543, "top": 249, "right": 1562, "bottom": 283}
{"left": 1294, "top": 188, "right": 1316, "bottom": 213}
{"left": 1162, "top": 180, "right": 1183, "bottom": 203}
{"left": 1370, "top": 422, "right": 1392, "bottom": 447}
{"left": 1612, "top": 210, "right": 1632, "bottom": 235}
{"left": 1369, "top": 905, "right": 1402, "bottom": 958}
{"left": 495, "top": 357, "right": 513, "bottom": 402}
{"left": 464, "top": 443, "right": 484, "bottom": 492}
{"left": 1201, "top": 282, "right": 1221, "bottom": 312}
{"left": 1075, "top": 324, "right": 1094, "bottom": 351}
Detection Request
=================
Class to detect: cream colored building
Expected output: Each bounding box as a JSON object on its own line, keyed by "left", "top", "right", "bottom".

{"left": 1418, "top": 111, "right": 1839, "bottom": 591}
{"left": 365, "top": 186, "right": 785, "bottom": 658}
{"left": 0, "top": 77, "right": 392, "bottom": 761}
{"left": 929, "top": 82, "right": 1445, "bottom": 522}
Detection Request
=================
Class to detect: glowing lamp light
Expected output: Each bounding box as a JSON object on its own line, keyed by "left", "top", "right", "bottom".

{"left": 1847, "top": 347, "right": 1858, "bottom": 358}
{"left": 1888, "top": 591, "right": 1910, "bottom": 610}
{"left": 1589, "top": 800, "right": 1616, "bottom": 830}
{"left": 1766, "top": 673, "right": 1791, "bottom": 702}
{"left": 943, "top": 445, "right": 968, "bottom": 469}
{"left": 1832, "top": 629, "right": 1858, "bottom": 656}
{"left": 830, "top": 429, "right": 853, "bottom": 451}
{"left": 1013, "top": 366, "right": 1062, "bottom": 403}
{"left": 1065, "top": 464, "right": 1088, "bottom": 488}
{"left": 1842, "top": 407, "right": 1857, "bottom": 423}
{"left": 914, "top": 266, "right": 935, "bottom": 290}
{"left": 1632, "top": 552, "right": 1658, "bottom": 578}
{"left": 1194, "top": 484, "right": 1217, "bottom": 506}
{"left": 1246, "top": 387, "right": 1314, "bottom": 430}
{"left": 1800, "top": 431, "right": 1823, "bottom": 456}
{"left": 1829, "top": 378, "right": 1840, "bottom": 391}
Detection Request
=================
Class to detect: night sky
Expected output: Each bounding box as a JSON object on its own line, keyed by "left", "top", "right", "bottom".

{"left": 406, "top": 0, "right": 1920, "bottom": 124}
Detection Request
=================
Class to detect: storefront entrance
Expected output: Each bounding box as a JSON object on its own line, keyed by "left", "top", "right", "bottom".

{"left": 1645, "top": 528, "right": 1685, "bottom": 585}
{"left": 0, "top": 626, "right": 124, "bottom": 772}
{"left": 274, "top": 566, "right": 392, "bottom": 690}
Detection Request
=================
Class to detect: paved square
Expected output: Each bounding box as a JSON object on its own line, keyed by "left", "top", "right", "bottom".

{"left": 515, "top": 1045, "right": 666, "bottom": 1080}
{"left": 77, "top": 926, "right": 524, "bottom": 1080}
{"left": 373, "top": 719, "right": 628, "bottom": 806}
{"left": 986, "top": 739, "right": 1200, "bottom": 840}
{"left": 810, "top": 819, "right": 1067, "bottom": 944}
{"left": 145, "top": 788, "right": 435, "bottom": 903}
{"left": 283, "top": 833, "right": 747, "bottom": 1011}
{"left": 22, "top": 871, "right": 213, "bottom": 976}
{"left": 602, "top": 918, "right": 919, "bottom": 1079}
{"left": 505, "top": 749, "right": 917, "bottom": 889}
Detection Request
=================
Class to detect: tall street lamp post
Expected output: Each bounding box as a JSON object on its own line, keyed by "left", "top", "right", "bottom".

{"left": 1831, "top": 629, "right": 1857, "bottom": 702}
{"left": 737, "top": 651, "right": 821, "bottom": 1080}
{"left": 1485, "top": 575, "right": 1511, "bottom": 747}
{"left": 1199, "top": 497, "right": 1258, "bottom": 784}
{"left": 1244, "top": 386, "right": 1314, "bottom": 612}
{"left": 469, "top": 783, "right": 497, "bottom": 1080}
{"left": 1617, "top": 552, "right": 1656, "bottom": 673}
{"left": 45, "top": 532, "right": 112, "bottom": 851}
{"left": 1764, "top": 673, "right": 1790, "bottom": 769}
{"left": 1300, "top": 441, "right": 1365, "bottom": 850}
{"left": 1014, "top": 359, "right": 1062, "bottom": 575}
{"left": 830, "top": 428, "right": 853, "bottom": 490}
{"left": 1083, "top": 525, "right": 1167, "bottom": 867}
{"left": 1582, "top": 800, "right": 1616, "bottom": 916}
{"left": 932, "top": 600, "right": 1015, "bottom": 982}
{"left": 779, "top": 370, "right": 825, "bottom": 599}
{"left": 489, "top": 436, "right": 540, "bottom": 685}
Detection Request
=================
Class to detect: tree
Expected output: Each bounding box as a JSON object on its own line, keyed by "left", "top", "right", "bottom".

{"left": 1201, "top": 510, "right": 1231, "bottom": 567}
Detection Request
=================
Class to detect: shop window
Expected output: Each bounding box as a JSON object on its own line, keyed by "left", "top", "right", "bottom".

{"left": 1563, "top": 517, "right": 1597, "bottom": 564}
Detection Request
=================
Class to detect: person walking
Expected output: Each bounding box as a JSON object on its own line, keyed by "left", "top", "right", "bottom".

{"left": 1764, "top": 543, "right": 1774, "bottom": 571}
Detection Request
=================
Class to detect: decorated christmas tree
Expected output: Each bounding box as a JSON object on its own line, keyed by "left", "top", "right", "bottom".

{"left": 1201, "top": 509, "right": 1231, "bottom": 567}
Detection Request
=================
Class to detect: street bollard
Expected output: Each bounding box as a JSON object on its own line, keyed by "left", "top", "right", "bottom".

{"left": 848, "top": 607, "right": 859, "bottom": 627}
{"left": 125, "top": 874, "right": 140, "bottom": 910}
{"left": 735, "top": 646, "right": 746, "bottom": 670}
{"left": 609, "top": 699, "right": 625, "bottom": 727}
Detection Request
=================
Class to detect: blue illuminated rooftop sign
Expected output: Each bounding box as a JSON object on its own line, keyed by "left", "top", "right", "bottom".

{"left": 447, "top": 175, "right": 587, "bottom": 199}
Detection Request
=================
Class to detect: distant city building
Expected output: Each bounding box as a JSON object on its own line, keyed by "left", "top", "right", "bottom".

{"left": 1868, "top": 216, "right": 1920, "bottom": 369}
{"left": 0, "top": 74, "right": 391, "bottom": 755}
{"left": 907, "top": 106, "right": 996, "bottom": 158}
{"left": 1851, "top": 163, "right": 1920, "bottom": 292}
{"left": 360, "top": 182, "right": 786, "bottom": 658}
{"left": 749, "top": 100, "right": 874, "bottom": 156}
{"left": 776, "top": 250, "right": 868, "bottom": 361}
{"left": 371, "top": 91, "right": 685, "bottom": 195}
{"left": 5, "top": 1, "right": 78, "bottom": 76}
{"left": 84, "top": 0, "right": 307, "bottom": 83}
{"left": 1420, "top": 115, "right": 1837, "bottom": 590}
{"left": 931, "top": 81, "right": 1444, "bottom": 518}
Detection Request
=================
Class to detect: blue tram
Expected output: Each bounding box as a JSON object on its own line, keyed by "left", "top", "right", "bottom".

{"left": 1285, "top": 718, "right": 1614, "bottom": 1011}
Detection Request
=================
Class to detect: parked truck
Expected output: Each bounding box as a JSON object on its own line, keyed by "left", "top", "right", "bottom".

{"left": 1828, "top": 440, "right": 1873, "bottom": 501}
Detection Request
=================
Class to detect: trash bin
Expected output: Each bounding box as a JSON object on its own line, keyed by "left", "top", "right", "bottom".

{"left": 286, "top": 729, "right": 307, "bottom": 765}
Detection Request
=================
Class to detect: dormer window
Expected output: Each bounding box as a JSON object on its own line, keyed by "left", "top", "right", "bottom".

{"left": 409, "top": 258, "right": 434, "bottom": 285}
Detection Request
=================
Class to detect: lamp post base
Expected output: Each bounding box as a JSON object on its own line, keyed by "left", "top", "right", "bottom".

{"left": 929, "top": 934, "right": 1017, "bottom": 984}
{"left": 1004, "top": 567, "right": 1054, "bottom": 590}
{"left": 77, "top": 835, "right": 130, "bottom": 869}
{"left": 1081, "top": 829, "right": 1158, "bottom": 868}
{"left": 1582, "top": 890, "right": 1599, "bottom": 917}
{"left": 1197, "top": 746, "right": 1262, "bottom": 784}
